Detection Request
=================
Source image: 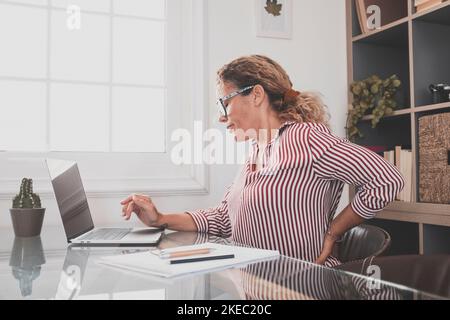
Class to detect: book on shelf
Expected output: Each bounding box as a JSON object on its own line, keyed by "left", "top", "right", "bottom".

{"left": 384, "top": 150, "right": 395, "bottom": 166}
{"left": 400, "top": 149, "right": 413, "bottom": 202}
{"left": 415, "top": 0, "right": 444, "bottom": 12}
{"left": 391, "top": 146, "right": 413, "bottom": 202}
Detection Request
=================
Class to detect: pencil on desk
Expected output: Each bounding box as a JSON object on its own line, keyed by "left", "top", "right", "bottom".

{"left": 156, "top": 248, "right": 212, "bottom": 259}
{"left": 170, "top": 254, "right": 235, "bottom": 265}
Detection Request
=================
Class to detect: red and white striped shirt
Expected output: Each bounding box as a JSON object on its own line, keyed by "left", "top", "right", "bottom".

{"left": 188, "top": 122, "right": 404, "bottom": 267}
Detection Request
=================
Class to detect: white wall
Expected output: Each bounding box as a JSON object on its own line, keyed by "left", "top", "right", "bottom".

{"left": 0, "top": 0, "right": 348, "bottom": 227}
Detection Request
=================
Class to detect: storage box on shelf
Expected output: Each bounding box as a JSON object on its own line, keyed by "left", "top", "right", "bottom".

{"left": 418, "top": 112, "right": 450, "bottom": 204}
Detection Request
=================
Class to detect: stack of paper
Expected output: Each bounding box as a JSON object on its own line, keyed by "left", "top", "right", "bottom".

{"left": 97, "top": 243, "right": 280, "bottom": 278}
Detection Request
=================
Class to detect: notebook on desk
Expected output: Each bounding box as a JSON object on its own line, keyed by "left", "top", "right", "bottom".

{"left": 97, "top": 243, "right": 280, "bottom": 278}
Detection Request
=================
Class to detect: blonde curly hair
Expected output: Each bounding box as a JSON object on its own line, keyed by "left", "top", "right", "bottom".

{"left": 217, "top": 55, "right": 330, "bottom": 127}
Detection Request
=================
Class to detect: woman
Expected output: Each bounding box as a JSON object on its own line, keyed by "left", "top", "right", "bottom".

{"left": 121, "top": 55, "right": 404, "bottom": 267}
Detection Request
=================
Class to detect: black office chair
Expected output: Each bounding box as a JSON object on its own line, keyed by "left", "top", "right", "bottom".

{"left": 337, "top": 224, "right": 391, "bottom": 263}
{"left": 336, "top": 254, "right": 450, "bottom": 299}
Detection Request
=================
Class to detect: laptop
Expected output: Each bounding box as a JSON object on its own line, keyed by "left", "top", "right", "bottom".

{"left": 46, "top": 158, "right": 164, "bottom": 245}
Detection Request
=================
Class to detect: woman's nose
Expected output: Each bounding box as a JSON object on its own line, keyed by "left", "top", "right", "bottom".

{"left": 218, "top": 114, "right": 228, "bottom": 123}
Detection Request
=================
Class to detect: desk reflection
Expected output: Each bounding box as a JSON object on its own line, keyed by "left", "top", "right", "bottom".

{"left": 52, "top": 231, "right": 209, "bottom": 300}
{"left": 9, "top": 236, "right": 46, "bottom": 297}
{"left": 54, "top": 247, "right": 89, "bottom": 300}
{"left": 144, "top": 232, "right": 407, "bottom": 300}
{"left": 4, "top": 230, "right": 429, "bottom": 300}
{"left": 225, "top": 257, "right": 404, "bottom": 300}
{"left": 50, "top": 231, "right": 236, "bottom": 300}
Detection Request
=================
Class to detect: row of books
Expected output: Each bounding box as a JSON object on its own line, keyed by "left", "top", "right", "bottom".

{"left": 415, "top": 0, "right": 446, "bottom": 13}
{"left": 384, "top": 146, "right": 413, "bottom": 202}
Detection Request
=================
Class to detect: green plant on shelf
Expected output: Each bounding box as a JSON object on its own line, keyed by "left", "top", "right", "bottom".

{"left": 346, "top": 74, "right": 401, "bottom": 142}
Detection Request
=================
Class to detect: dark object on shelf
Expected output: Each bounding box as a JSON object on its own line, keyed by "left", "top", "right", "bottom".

{"left": 429, "top": 83, "right": 450, "bottom": 104}
{"left": 9, "top": 236, "right": 46, "bottom": 297}
{"left": 337, "top": 224, "right": 391, "bottom": 263}
{"left": 9, "top": 178, "right": 45, "bottom": 237}
{"left": 336, "top": 254, "right": 450, "bottom": 299}
{"left": 418, "top": 113, "right": 450, "bottom": 204}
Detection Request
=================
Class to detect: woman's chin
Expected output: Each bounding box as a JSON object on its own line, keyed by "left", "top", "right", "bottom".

{"left": 233, "top": 132, "right": 251, "bottom": 142}
{"left": 227, "top": 126, "right": 251, "bottom": 142}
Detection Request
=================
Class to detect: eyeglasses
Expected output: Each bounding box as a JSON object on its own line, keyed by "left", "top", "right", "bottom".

{"left": 216, "top": 85, "right": 255, "bottom": 118}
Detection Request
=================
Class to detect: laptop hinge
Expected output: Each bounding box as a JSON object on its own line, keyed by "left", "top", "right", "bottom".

{"left": 68, "top": 226, "right": 95, "bottom": 242}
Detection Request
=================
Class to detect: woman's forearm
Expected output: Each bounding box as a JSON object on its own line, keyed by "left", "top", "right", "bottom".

{"left": 156, "top": 212, "right": 198, "bottom": 232}
{"left": 328, "top": 204, "right": 365, "bottom": 240}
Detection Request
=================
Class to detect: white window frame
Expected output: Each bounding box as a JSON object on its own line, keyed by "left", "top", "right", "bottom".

{"left": 0, "top": 0, "right": 209, "bottom": 199}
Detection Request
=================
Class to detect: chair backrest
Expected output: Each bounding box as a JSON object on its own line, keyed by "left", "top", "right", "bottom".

{"left": 337, "top": 224, "right": 391, "bottom": 263}
{"left": 336, "top": 254, "right": 450, "bottom": 299}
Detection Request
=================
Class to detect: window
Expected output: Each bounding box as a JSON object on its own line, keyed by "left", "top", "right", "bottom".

{"left": 0, "top": 0, "right": 208, "bottom": 196}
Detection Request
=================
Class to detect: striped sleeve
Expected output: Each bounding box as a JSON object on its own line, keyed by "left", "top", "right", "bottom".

{"left": 185, "top": 185, "right": 232, "bottom": 237}
{"left": 308, "top": 125, "right": 405, "bottom": 219}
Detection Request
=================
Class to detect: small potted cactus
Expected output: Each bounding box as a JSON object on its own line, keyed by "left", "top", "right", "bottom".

{"left": 10, "top": 178, "right": 45, "bottom": 237}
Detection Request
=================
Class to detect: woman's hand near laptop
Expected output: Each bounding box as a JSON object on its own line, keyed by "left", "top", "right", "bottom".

{"left": 121, "top": 194, "right": 160, "bottom": 226}
{"left": 120, "top": 194, "right": 198, "bottom": 232}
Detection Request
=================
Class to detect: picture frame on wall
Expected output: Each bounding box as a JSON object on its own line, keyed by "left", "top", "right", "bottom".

{"left": 255, "top": 0, "right": 293, "bottom": 39}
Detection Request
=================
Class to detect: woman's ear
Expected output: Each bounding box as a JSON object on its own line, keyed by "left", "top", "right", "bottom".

{"left": 253, "top": 84, "right": 266, "bottom": 106}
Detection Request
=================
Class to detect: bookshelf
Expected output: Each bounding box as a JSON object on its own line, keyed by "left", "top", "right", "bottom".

{"left": 346, "top": 0, "right": 450, "bottom": 256}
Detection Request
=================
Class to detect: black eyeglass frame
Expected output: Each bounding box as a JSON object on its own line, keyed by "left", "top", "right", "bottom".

{"left": 216, "top": 85, "right": 255, "bottom": 118}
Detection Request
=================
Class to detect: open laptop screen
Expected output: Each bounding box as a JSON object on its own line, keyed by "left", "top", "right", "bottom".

{"left": 46, "top": 159, "right": 94, "bottom": 241}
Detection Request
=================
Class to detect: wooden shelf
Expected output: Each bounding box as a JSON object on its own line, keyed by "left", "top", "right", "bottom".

{"left": 352, "top": 17, "right": 410, "bottom": 43}
{"left": 346, "top": 0, "right": 450, "bottom": 255}
{"left": 387, "top": 201, "right": 450, "bottom": 217}
{"left": 414, "top": 101, "right": 450, "bottom": 113}
{"left": 356, "top": 103, "right": 450, "bottom": 136}
{"left": 361, "top": 108, "right": 412, "bottom": 121}
{"left": 359, "top": 101, "right": 450, "bottom": 118}
{"left": 376, "top": 210, "right": 450, "bottom": 228}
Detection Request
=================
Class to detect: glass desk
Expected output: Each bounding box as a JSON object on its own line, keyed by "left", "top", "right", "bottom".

{"left": 0, "top": 226, "right": 443, "bottom": 300}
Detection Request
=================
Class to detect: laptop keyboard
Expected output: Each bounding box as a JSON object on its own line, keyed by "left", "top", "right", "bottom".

{"left": 78, "top": 228, "right": 131, "bottom": 241}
